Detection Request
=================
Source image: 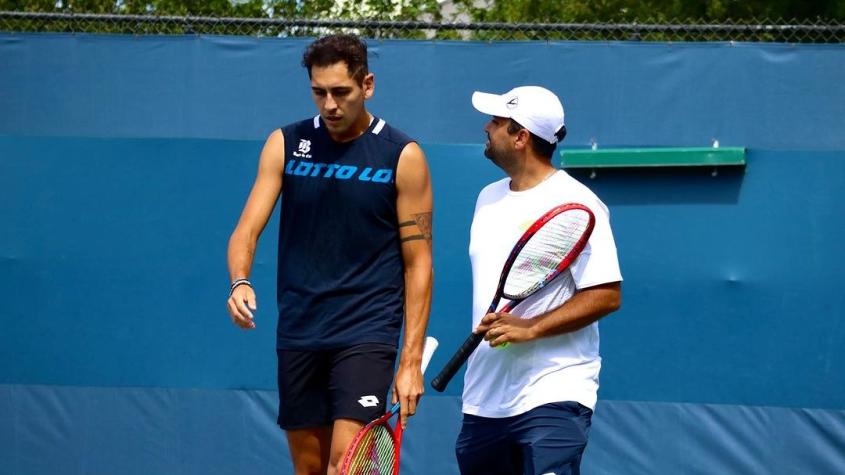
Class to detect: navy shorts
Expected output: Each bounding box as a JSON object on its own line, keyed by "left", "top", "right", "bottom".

{"left": 455, "top": 401, "right": 593, "bottom": 475}
{"left": 276, "top": 343, "right": 397, "bottom": 430}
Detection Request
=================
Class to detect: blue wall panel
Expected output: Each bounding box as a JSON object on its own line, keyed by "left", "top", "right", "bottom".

{"left": 578, "top": 151, "right": 845, "bottom": 409}
{"left": 3, "top": 386, "right": 844, "bottom": 475}
{"left": 0, "top": 136, "right": 277, "bottom": 389}
{"left": 2, "top": 137, "right": 844, "bottom": 410}
{"left": 586, "top": 400, "right": 845, "bottom": 474}
{"left": 1, "top": 34, "right": 845, "bottom": 149}
{"left": 0, "top": 385, "right": 290, "bottom": 475}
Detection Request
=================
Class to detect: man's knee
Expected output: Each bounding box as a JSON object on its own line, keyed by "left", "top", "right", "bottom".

{"left": 286, "top": 427, "right": 331, "bottom": 475}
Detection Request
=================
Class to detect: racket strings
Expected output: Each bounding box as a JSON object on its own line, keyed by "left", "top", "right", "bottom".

{"left": 344, "top": 425, "right": 397, "bottom": 474}
{"left": 504, "top": 212, "right": 590, "bottom": 299}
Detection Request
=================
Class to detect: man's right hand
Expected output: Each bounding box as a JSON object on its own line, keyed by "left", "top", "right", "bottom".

{"left": 227, "top": 285, "right": 257, "bottom": 329}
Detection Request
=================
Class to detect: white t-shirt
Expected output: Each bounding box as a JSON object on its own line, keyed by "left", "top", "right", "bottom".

{"left": 462, "top": 170, "right": 622, "bottom": 417}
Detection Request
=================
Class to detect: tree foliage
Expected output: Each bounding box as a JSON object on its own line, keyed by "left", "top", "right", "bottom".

{"left": 3, "top": 0, "right": 842, "bottom": 21}
{"left": 453, "top": 0, "right": 845, "bottom": 23}
{"left": 0, "top": 0, "right": 446, "bottom": 20}
{"left": 1, "top": 0, "right": 842, "bottom": 21}
{"left": 1, "top": 0, "right": 841, "bottom": 40}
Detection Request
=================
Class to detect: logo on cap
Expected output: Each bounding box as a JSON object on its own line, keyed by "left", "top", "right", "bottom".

{"left": 506, "top": 97, "right": 519, "bottom": 109}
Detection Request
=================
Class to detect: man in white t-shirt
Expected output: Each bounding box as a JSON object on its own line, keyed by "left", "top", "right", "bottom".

{"left": 456, "top": 86, "right": 622, "bottom": 475}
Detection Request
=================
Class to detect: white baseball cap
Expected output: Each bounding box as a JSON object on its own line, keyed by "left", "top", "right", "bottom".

{"left": 471, "top": 86, "right": 566, "bottom": 144}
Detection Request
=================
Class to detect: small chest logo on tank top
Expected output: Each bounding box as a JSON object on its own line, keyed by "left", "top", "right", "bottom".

{"left": 293, "top": 139, "right": 312, "bottom": 159}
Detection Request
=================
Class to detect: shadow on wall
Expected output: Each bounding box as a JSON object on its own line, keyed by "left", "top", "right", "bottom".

{"left": 568, "top": 165, "right": 746, "bottom": 206}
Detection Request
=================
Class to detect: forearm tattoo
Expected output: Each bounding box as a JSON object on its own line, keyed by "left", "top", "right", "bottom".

{"left": 399, "top": 212, "right": 432, "bottom": 245}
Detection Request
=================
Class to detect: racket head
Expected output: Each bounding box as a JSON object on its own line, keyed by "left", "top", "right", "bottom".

{"left": 500, "top": 203, "right": 595, "bottom": 300}
{"left": 339, "top": 336, "right": 436, "bottom": 474}
{"left": 339, "top": 413, "right": 400, "bottom": 475}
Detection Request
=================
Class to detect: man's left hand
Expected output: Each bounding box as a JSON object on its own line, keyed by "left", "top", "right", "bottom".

{"left": 477, "top": 312, "right": 536, "bottom": 347}
{"left": 391, "top": 363, "right": 424, "bottom": 429}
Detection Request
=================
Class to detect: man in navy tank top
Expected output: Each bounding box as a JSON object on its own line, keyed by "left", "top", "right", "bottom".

{"left": 226, "top": 34, "right": 433, "bottom": 475}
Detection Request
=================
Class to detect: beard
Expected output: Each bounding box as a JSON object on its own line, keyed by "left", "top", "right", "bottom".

{"left": 484, "top": 141, "right": 511, "bottom": 169}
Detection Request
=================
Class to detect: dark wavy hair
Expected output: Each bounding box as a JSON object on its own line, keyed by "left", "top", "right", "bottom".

{"left": 301, "top": 34, "right": 369, "bottom": 84}
{"left": 508, "top": 119, "right": 567, "bottom": 160}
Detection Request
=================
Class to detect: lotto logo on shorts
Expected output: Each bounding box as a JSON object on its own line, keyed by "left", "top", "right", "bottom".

{"left": 358, "top": 395, "right": 380, "bottom": 408}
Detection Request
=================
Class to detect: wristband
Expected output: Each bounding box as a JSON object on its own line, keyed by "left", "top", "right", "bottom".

{"left": 229, "top": 278, "right": 252, "bottom": 297}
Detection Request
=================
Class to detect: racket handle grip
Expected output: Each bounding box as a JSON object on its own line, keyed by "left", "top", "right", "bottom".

{"left": 430, "top": 332, "right": 484, "bottom": 392}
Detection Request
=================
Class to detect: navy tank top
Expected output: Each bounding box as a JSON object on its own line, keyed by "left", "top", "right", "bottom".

{"left": 276, "top": 115, "right": 412, "bottom": 350}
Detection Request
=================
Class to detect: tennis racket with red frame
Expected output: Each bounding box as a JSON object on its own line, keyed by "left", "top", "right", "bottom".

{"left": 430, "top": 203, "right": 595, "bottom": 392}
{"left": 339, "top": 336, "right": 439, "bottom": 475}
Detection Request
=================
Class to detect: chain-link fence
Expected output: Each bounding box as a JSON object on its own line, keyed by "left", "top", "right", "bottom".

{"left": 1, "top": 11, "right": 843, "bottom": 43}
